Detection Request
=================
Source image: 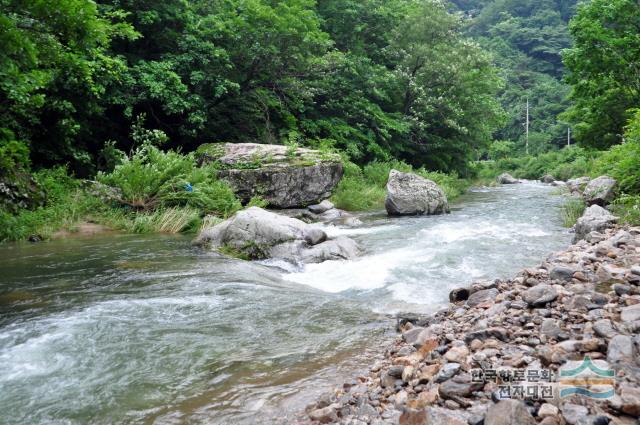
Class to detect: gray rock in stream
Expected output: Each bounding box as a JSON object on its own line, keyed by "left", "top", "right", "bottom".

{"left": 385, "top": 170, "right": 449, "bottom": 216}
{"left": 583, "top": 175, "right": 617, "bottom": 206}
{"left": 497, "top": 173, "right": 519, "bottom": 184}
{"left": 194, "top": 207, "right": 358, "bottom": 263}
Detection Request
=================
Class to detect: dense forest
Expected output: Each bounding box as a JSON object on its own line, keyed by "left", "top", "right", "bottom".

{"left": 1, "top": 0, "right": 639, "bottom": 240}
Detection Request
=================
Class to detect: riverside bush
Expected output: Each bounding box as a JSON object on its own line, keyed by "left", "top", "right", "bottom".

{"left": 97, "top": 143, "right": 241, "bottom": 216}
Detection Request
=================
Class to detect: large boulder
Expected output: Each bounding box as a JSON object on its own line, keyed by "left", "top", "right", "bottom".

{"left": 573, "top": 205, "right": 617, "bottom": 243}
{"left": 385, "top": 170, "right": 449, "bottom": 216}
{"left": 582, "top": 175, "right": 617, "bottom": 206}
{"left": 566, "top": 176, "right": 590, "bottom": 195}
{"left": 197, "top": 143, "right": 343, "bottom": 208}
{"left": 194, "top": 207, "right": 358, "bottom": 263}
{"left": 496, "top": 173, "right": 518, "bottom": 184}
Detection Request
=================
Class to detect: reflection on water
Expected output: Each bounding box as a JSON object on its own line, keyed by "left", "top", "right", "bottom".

{"left": 0, "top": 182, "right": 571, "bottom": 424}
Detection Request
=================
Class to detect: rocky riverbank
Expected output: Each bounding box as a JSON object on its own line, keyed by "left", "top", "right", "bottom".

{"left": 296, "top": 225, "right": 640, "bottom": 425}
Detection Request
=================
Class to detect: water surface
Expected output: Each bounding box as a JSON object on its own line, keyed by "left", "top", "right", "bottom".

{"left": 0, "top": 182, "right": 571, "bottom": 424}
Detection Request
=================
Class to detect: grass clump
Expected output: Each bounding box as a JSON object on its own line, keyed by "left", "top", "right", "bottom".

{"left": 560, "top": 198, "right": 586, "bottom": 227}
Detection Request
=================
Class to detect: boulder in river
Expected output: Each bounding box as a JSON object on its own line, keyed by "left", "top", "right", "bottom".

{"left": 582, "top": 175, "right": 617, "bottom": 206}
{"left": 573, "top": 205, "right": 617, "bottom": 243}
{"left": 194, "top": 207, "right": 358, "bottom": 263}
{"left": 496, "top": 173, "right": 519, "bottom": 184}
{"left": 196, "top": 143, "right": 343, "bottom": 208}
{"left": 540, "top": 174, "right": 556, "bottom": 183}
{"left": 385, "top": 169, "right": 449, "bottom": 216}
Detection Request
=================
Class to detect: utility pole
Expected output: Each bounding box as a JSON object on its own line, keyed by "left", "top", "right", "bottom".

{"left": 567, "top": 127, "right": 571, "bottom": 146}
{"left": 525, "top": 98, "right": 529, "bottom": 155}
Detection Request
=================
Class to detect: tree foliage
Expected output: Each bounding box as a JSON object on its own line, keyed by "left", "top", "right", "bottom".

{"left": 561, "top": 0, "right": 640, "bottom": 149}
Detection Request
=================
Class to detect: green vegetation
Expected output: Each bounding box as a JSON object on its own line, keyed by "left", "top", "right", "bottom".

{"left": 1, "top": 0, "right": 639, "bottom": 240}
{"left": 560, "top": 198, "right": 585, "bottom": 228}
{"left": 332, "top": 160, "right": 468, "bottom": 211}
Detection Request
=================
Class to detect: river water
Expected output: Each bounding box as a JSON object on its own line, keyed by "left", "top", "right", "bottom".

{"left": 0, "top": 182, "right": 571, "bottom": 424}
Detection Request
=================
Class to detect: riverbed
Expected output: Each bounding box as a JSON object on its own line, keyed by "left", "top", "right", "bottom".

{"left": 0, "top": 182, "right": 572, "bottom": 424}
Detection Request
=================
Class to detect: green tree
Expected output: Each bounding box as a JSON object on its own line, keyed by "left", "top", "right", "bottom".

{"left": 561, "top": 0, "right": 640, "bottom": 149}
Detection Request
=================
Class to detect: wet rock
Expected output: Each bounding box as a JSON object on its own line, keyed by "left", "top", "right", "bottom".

{"left": 620, "top": 304, "right": 640, "bottom": 322}
{"left": 449, "top": 287, "right": 470, "bottom": 303}
{"left": 583, "top": 176, "right": 617, "bottom": 206}
{"left": 607, "top": 335, "right": 635, "bottom": 364}
{"left": 467, "top": 288, "right": 499, "bottom": 307}
{"left": 484, "top": 399, "right": 536, "bottom": 425}
{"left": 523, "top": 285, "right": 558, "bottom": 307}
{"left": 385, "top": 170, "right": 449, "bottom": 216}
{"left": 195, "top": 207, "right": 358, "bottom": 263}
{"left": 303, "top": 227, "right": 328, "bottom": 245}
{"left": 308, "top": 200, "right": 335, "bottom": 214}
{"left": 541, "top": 174, "right": 556, "bottom": 184}
{"left": 308, "top": 404, "right": 339, "bottom": 423}
{"left": 560, "top": 403, "right": 589, "bottom": 425}
{"left": 497, "top": 173, "right": 519, "bottom": 184}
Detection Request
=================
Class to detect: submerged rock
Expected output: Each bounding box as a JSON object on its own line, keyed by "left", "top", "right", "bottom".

{"left": 583, "top": 175, "right": 617, "bottom": 206}
{"left": 496, "top": 173, "right": 518, "bottom": 184}
{"left": 194, "top": 207, "right": 358, "bottom": 263}
{"left": 197, "top": 142, "right": 343, "bottom": 208}
{"left": 385, "top": 169, "right": 449, "bottom": 216}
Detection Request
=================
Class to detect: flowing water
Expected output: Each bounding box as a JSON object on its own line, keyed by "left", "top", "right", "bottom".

{"left": 0, "top": 182, "right": 571, "bottom": 424}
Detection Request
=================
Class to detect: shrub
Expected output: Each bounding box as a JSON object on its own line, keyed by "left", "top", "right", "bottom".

{"left": 560, "top": 198, "right": 585, "bottom": 227}
{"left": 97, "top": 143, "right": 241, "bottom": 217}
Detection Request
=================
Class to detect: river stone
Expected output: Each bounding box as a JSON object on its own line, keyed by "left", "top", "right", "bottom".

{"left": 438, "top": 373, "right": 482, "bottom": 399}
{"left": 308, "top": 200, "right": 335, "bottom": 214}
{"left": 541, "top": 174, "right": 556, "bottom": 183}
{"left": 620, "top": 384, "right": 640, "bottom": 416}
{"left": 401, "top": 407, "right": 469, "bottom": 425}
{"left": 385, "top": 170, "right": 449, "bottom": 216}
{"left": 449, "top": 287, "right": 470, "bottom": 303}
{"left": 484, "top": 400, "right": 536, "bottom": 425}
{"left": 607, "top": 335, "right": 635, "bottom": 364}
{"left": 466, "top": 288, "right": 499, "bottom": 307}
{"left": 573, "top": 205, "right": 617, "bottom": 243}
{"left": 523, "top": 285, "right": 558, "bottom": 307}
{"left": 560, "top": 403, "right": 588, "bottom": 425}
{"left": 593, "top": 319, "right": 617, "bottom": 339}
{"left": 621, "top": 303, "right": 640, "bottom": 322}
{"left": 541, "top": 319, "right": 567, "bottom": 340}
{"left": 434, "top": 363, "right": 461, "bottom": 383}
{"left": 308, "top": 404, "right": 339, "bottom": 423}
{"left": 538, "top": 403, "right": 559, "bottom": 418}
{"left": 197, "top": 142, "right": 343, "bottom": 208}
{"left": 582, "top": 175, "right": 617, "bottom": 206}
{"left": 496, "top": 173, "right": 518, "bottom": 184}
{"left": 549, "top": 265, "right": 576, "bottom": 281}
{"left": 195, "top": 207, "right": 358, "bottom": 263}
{"left": 303, "top": 227, "right": 327, "bottom": 245}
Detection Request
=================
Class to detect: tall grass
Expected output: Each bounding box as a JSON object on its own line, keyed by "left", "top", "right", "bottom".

{"left": 560, "top": 198, "right": 586, "bottom": 227}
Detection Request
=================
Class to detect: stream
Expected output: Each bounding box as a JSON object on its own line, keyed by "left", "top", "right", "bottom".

{"left": 0, "top": 182, "right": 572, "bottom": 424}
